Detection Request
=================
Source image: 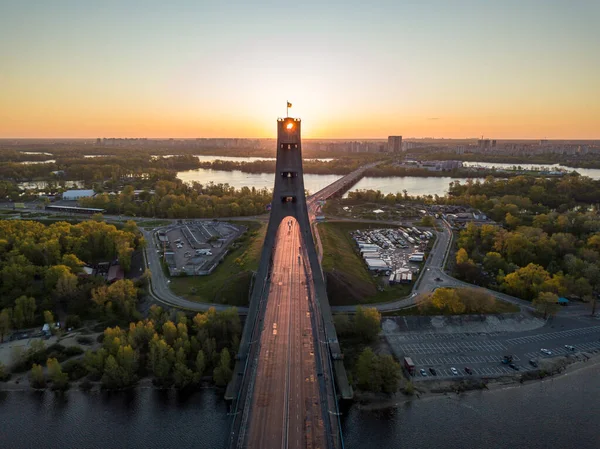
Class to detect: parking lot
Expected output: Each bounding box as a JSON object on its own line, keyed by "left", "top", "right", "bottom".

{"left": 156, "top": 221, "right": 245, "bottom": 276}
{"left": 385, "top": 322, "right": 600, "bottom": 381}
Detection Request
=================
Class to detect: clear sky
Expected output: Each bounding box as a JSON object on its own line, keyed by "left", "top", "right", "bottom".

{"left": 1, "top": 0, "right": 598, "bottom": 139}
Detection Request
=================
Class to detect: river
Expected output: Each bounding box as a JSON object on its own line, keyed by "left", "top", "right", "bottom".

{"left": 1, "top": 362, "right": 598, "bottom": 449}
{"left": 177, "top": 168, "right": 344, "bottom": 196}
{"left": 177, "top": 169, "right": 474, "bottom": 197}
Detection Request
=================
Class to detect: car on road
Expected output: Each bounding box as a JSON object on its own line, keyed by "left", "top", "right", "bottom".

{"left": 509, "top": 363, "right": 520, "bottom": 371}
{"left": 429, "top": 368, "right": 437, "bottom": 376}
{"left": 450, "top": 367, "right": 459, "bottom": 375}
{"left": 464, "top": 367, "right": 473, "bottom": 375}
{"left": 434, "top": 277, "right": 442, "bottom": 282}
{"left": 529, "top": 359, "right": 538, "bottom": 367}
{"left": 540, "top": 348, "right": 552, "bottom": 355}
{"left": 565, "top": 345, "right": 575, "bottom": 351}
{"left": 419, "top": 369, "right": 427, "bottom": 377}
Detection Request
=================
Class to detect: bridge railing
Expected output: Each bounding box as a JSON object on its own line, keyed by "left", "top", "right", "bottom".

{"left": 227, "top": 269, "right": 271, "bottom": 448}
{"left": 302, "top": 248, "right": 344, "bottom": 449}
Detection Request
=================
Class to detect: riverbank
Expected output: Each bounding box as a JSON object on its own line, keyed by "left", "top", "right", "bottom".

{"left": 0, "top": 375, "right": 222, "bottom": 393}
{"left": 352, "top": 350, "right": 600, "bottom": 411}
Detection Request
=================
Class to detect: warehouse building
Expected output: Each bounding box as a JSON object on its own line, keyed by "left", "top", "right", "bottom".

{"left": 62, "top": 189, "right": 95, "bottom": 201}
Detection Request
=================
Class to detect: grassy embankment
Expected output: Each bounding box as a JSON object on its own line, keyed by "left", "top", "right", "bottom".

{"left": 169, "top": 221, "right": 266, "bottom": 306}
{"left": 381, "top": 299, "right": 519, "bottom": 316}
{"left": 318, "top": 221, "right": 412, "bottom": 306}
{"left": 138, "top": 219, "right": 172, "bottom": 228}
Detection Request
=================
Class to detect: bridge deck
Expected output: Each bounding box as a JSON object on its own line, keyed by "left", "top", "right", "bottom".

{"left": 246, "top": 220, "right": 328, "bottom": 449}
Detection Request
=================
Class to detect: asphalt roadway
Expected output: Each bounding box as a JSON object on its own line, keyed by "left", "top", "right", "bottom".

{"left": 246, "top": 219, "right": 326, "bottom": 449}
{"left": 141, "top": 227, "right": 241, "bottom": 313}
{"left": 331, "top": 218, "right": 540, "bottom": 314}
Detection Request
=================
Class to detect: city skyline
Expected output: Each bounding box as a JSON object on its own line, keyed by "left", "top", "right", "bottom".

{"left": 1, "top": 1, "right": 599, "bottom": 139}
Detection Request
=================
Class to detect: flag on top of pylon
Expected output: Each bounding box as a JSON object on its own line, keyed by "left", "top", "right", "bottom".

{"left": 287, "top": 101, "right": 292, "bottom": 108}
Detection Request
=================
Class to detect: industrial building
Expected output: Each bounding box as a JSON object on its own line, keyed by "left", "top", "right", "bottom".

{"left": 61, "top": 189, "right": 95, "bottom": 201}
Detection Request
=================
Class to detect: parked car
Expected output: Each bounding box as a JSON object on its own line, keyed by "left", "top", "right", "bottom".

{"left": 509, "top": 363, "right": 520, "bottom": 371}
{"left": 464, "top": 367, "right": 473, "bottom": 375}
{"left": 419, "top": 369, "right": 427, "bottom": 377}
{"left": 429, "top": 368, "right": 437, "bottom": 376}
{"left": 540, "top": 348, "right": 552, "bottom": 355}
{"left": 565, "top": 345, "right": 575, "bottom": 351}
{"left": 450, "top": 367, "right": 459, "bottom": 375}
{"left": 502, "top": 355, "right": 513, "bottom": 364}
{"left": 529, "top": 359, "right": 538, "bottom": 367}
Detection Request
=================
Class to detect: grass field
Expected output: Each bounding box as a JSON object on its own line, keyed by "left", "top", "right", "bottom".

{"left": 169, "top": 220, "right": 266, "bottom": 306}
{"left": 318, "top": 221, "right": 412, "bottom": 306}
{"left": 139, "top": 219, "right": 172, "bottom": 228}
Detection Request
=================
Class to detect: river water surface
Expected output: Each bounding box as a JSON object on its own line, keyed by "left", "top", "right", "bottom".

{"left": 1, "top": 363, "right": 598, "bottom": 449}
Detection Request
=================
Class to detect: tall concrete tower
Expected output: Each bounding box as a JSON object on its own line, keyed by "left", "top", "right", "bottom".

{"left": 228, "top": 114, "right": 351, "bottom": 410}
{"left": 253, "top": 116, "right": 324, "bottom": 293}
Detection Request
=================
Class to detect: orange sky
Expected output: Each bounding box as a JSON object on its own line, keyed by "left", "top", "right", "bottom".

{"left": 1, "top": 1, "right": 599, "bottom": 139}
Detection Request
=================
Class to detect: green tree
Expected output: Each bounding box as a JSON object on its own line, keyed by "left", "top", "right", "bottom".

{"left": 456, "top": 248, "right": 470, "bottom": 265}
{"left": 162, "top": 321, "right": 178, "bottom": 346}
{"left": 505, "top": 212, "right": 521, "bottom": 230}
{"left": 533, "top": 292, "right": 560, "bottom": 319}
{"left": 502, "top": 264, "right": 551, "bottom": 300}
{"left": 13, "top": 296, "right": 36, "bottom": 328}
{"left": 47, "top": 357, "right": 69, "bottom": 390}
{"left": 482, "top": 252, "right": 507, "bottom": 275}
{"left": 213, "top": 348, "right": 232, "bottom": 387}
{"left": 378, "top": 354, "right": 401, "bottom": 394}
{"left": 116, "top": 344, "right": 138, "bottom": 386}
{"left": 30, "top": 363, "right": 46, "bottom": 388}
{"left": 173, "top": 362, "right": 198, "bottom": 389}
{"left": 61, "top": 254, "right": 86, "bottom": 274}
{"left": 44, "top": 264, "right": 73, "bottom": 291}
{"left": 101, "top": 355, "right": 122, "bottom": 389}
{"left": 355, "top": 347, "right": 379, "bottom": 391}
{"left": 83, "top": 349, "right": 107, "bottom": 380}
{"left": 195, "top": 350, "right": 206, "bottom": 377}
{"left": 128, "top": 320, "right": 155, "bottom": 352}
{"left": 333, "top": 314, "right": 352, "bottom": 336}
{"left": 0, "top": 308, "right": 11, "bottom": 343}
{"left": 424, "top": 288, "right": 467, "bottom": 314}
{"left": 353, "top": 307, "right": 381, "bottom": 343}
{"left": 149, "top": 336, "right": 175, "bottom": 382}
{"left": 54, "top": 271, "right": 79, "bottom": 300}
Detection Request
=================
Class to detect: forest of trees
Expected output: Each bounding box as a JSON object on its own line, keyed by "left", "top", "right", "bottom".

{"left": 334, "top": 307, "right": 401, "bottom": 394}
{"left": 0, "top": 153, "right": 201, "bottom": 183}
{"left": 28, "top": 306, "right": 240, "bottom": 391}
{"left": 0, "top": 219, "right": 143, "bottom": 335}
{"left": 448, "top": 176, "right": 600, "bottom": 314}
{"left": 79, "top": 180, "right": 272, "bottom": 218}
